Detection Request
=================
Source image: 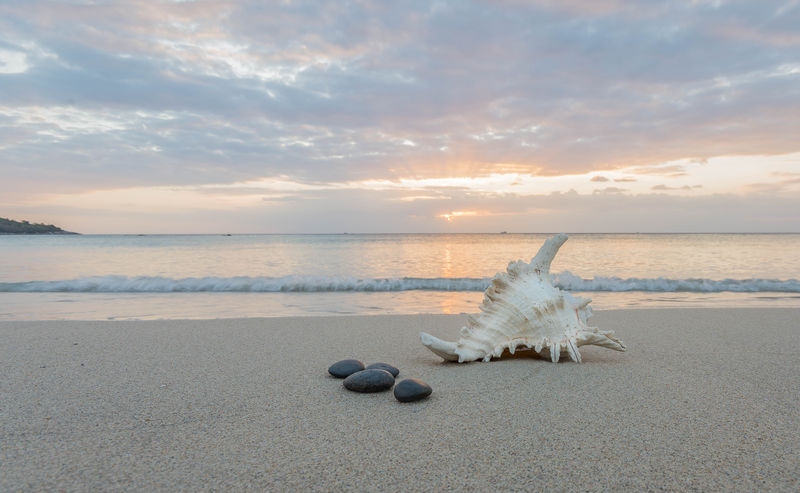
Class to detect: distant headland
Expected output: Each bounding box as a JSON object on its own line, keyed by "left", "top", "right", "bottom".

{"left": 0, "top": 217, "right": 78, "bottom": 235}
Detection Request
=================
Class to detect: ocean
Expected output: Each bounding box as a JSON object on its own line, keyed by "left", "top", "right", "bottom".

{"left": 1, "top": 233, "right": 799, "bottom": 320}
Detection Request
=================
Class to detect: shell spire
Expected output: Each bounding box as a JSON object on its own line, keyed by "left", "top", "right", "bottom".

{"left": 420, "top": 233, "right": 626, "bottom": 363}
{"left": 529, "top": 232, "right": 567, "bottom": 275}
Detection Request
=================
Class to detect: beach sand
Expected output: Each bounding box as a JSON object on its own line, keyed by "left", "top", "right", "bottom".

{"left": 2, "top": 309, "right": 798, "bottom": 491}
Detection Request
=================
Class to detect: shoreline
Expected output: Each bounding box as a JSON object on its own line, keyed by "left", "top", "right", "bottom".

{"left": 2, "top": 291, "right": 798, "bottom": 321}
{"left": 2, "top": 308, "right": 798, "bottom": 491}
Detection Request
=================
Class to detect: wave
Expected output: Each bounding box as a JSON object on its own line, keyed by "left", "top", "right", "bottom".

{"left": 1, "top": 272, "right": 799, "bottom": 293}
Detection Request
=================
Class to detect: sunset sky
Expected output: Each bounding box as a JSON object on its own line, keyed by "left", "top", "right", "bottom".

{"left": 1, "top": 0, "right": 799, "bottom": 233}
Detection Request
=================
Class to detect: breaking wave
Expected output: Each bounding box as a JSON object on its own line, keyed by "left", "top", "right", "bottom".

{"left": 1, "top": 272, "right": 799, "bottom": 293}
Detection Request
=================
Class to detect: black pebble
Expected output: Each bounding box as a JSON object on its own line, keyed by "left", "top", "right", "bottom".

{"left": 394, "top": 378, "right": 432, "bottom": 402}
{"left": 328, "top": 359, "right": 365, "bottom": 378}
{"left": 343, "top": 369, "right": 395, "bottom": 393}
{"left": 366, "top": 362, "right": 399, "bottom": 377}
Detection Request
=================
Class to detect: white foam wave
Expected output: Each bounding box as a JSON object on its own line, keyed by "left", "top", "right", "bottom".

{"left": 552, "top": 272, "right": 800, "bottom": 293}
{"left": 1, "top": 272, "right": 799, "bottom": 293}
{"left": 0, "top": 275, "right": 489, "bottom": 293}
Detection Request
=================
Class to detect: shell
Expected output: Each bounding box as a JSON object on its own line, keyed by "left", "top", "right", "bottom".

{"left": 420, "top": 233, "right": 626, "bottom": 363}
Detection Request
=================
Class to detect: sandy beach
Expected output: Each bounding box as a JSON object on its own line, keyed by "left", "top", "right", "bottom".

{"left": 1, "top": 308, "right": 798, "bottom": 491}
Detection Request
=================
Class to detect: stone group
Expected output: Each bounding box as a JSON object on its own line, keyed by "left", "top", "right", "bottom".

{"left": 327, "top": 359, "right": 432, "bottom": 402}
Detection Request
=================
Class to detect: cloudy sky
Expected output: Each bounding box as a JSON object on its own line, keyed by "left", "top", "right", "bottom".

{"left": 1, "top": 0, "right": 799, "bottom": 233}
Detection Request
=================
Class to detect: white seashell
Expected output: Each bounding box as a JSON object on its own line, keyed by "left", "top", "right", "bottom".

{"left": 420, "top": 233, "right": 626, "bottom": 363}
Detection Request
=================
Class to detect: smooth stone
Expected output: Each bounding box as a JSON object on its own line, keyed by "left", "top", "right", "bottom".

{"left": 365, "top": 362, "right": 399, "bottom": 378}
{"left": 343, "top": 369, "right": 395, "bottom": 393}
{"left": 328, "top": 359, "right": 365, "bottom": 378}
{"left": 394, "top": 378, "right": 432, "bottom": 402}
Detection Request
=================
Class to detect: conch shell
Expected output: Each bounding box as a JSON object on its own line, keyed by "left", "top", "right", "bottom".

{"left": 420, "top": 233, "right": 626, "bottom": 363}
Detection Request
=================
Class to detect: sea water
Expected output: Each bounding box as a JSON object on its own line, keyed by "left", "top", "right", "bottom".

{"left": 1, "top": 233, "right": 798, "bottom": 320}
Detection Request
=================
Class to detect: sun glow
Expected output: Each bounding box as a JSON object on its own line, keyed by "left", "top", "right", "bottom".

{"left": 440, "top": 211, "right": 478, "bottom": 222}
{"left": 12, "top": 152, "right": 798, "bottom": 234}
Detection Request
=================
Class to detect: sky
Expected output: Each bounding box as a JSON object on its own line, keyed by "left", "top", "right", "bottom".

{"left": 1, "top": 0, "right": 799, "bottom": 233}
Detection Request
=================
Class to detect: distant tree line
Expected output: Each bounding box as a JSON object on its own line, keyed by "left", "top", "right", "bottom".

{"left": 0, "top": 217, "right": 78, "bottom": 234}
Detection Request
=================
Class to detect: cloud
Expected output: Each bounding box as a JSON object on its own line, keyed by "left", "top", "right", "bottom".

{"left": 10, "top": 183, "right": 799, "bottom": 234}
{"left": 769, "top": 171, "right": 800, "bottom": 185}
{"left": 0, "top": 0, "right": 799, "bottom": 194}
{"left": 593, "top": 187, "right": 628, "bottom": 194}
{"left": 1, "top": 1, "right": 799, "bottom": 232}
{"left": 651, "top": 184, "right": 703, "bottom": 191}
{"left": 0, "top": 47, "right": 29, "bottom": 74}
{"left": 627, "top": 165, "right": 688, "bottom": 176}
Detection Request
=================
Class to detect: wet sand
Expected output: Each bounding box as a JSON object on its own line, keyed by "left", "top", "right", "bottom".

{"left": 1, "top": 309, "right": 798, "bottom": 491}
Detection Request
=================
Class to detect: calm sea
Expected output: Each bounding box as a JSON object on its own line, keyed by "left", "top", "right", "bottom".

{"left": 1, "top": 233, "right": 798, "bottom": 320}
